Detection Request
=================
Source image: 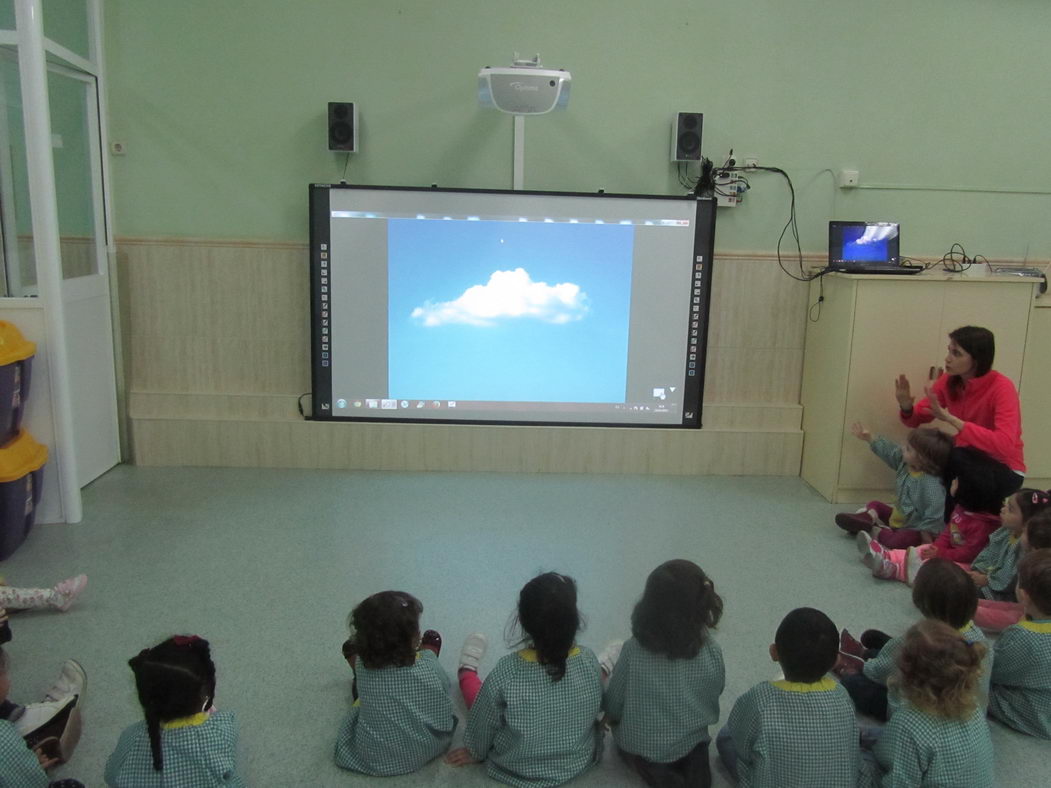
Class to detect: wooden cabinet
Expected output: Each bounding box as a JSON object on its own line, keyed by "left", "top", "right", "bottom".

{"left": 1020, "top": 299, "right": 1051, "bottom": 488}
{"left": 801, "top": 273, "right": 1038, "bottom": 503}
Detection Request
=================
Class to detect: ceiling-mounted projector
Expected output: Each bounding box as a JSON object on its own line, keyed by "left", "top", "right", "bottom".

{"left": 478, "top": 53, "right": 571, "bottom": 115}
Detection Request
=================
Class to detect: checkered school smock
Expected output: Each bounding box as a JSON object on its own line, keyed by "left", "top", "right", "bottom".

{"left": 334, "top": 649, "right": 456, "bottom": 775}
{"left": 464, "top": 646, "right": 604, "bottom": 788}
{"left": 989, "top": 619, "right": 1051, "bottom": 738}
{"left": 863, "top": 621, "right": 990, "bottom": 713}
{"left": 873, "top": 703, "right": 994, "bottom": 787}
{"left": 0, "top": 719, "right": 49, "bottom": 788}
{"left": 870, "top": 437, "right": 946, "bottom": 534}
{"left": 104, "top": 710, "right": 244, "bottom": 787}
{"left": 971, "top": 527, "right": 1022, "bottom": 601}
{"left": 724, "top": 678, "right": 872, "bottom": 788}
{"left": 604, "top": 635, "right": 724, "bottom": 763}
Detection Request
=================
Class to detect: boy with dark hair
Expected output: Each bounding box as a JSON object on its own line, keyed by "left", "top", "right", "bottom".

{"left": 715, "top": 608, "right": 870, "bottom": 786}
{"left": 989, "top": 549, "right": 1051, "bottom": 738}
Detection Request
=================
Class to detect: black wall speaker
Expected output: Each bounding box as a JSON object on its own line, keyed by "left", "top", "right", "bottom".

{"left": 671, "top": 112, "right": 703, "bottom": 162}
{"left": 328, "top": 102, "right": 358, "bottom": 152}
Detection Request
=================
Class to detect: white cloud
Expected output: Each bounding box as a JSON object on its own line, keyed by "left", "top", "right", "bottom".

{"left": 410, "top": 268, "right": 589, "bottom": 327}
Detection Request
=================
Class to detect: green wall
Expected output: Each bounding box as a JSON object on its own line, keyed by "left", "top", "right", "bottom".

{"left": 104, "top": 0, "right": 1051, "bottom": 258}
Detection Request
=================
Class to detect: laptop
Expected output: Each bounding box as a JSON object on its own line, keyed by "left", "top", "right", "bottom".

{"left": 828, "top": 221, "right": 922, "bottom": 275}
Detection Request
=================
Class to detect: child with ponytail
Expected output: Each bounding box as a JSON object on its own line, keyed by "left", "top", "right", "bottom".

{"left": 445, "top": 572, "right": 603, "bottom": 786}
{"left": 105, "top": 635, "right": 243, "bottom": 787}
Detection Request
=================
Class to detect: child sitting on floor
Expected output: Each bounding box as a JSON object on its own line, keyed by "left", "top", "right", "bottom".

{"left": 445, "top": 572, "right": 604, "bottom": 787}
{"left": 603, "top": 559, "right": 725, "bottom": 788}
{"left": 988, "top": 548, "right": 1051, "bottom": 739}
{"left": 873, "top": 619, "right": 994, "bottom": 787}
{"left": 0, "top": 647, "right": 85, "bottom": 788}
{"left": 105, "top": 635, "right": 244, "bottom": 787}
{"left": 716, "top": 607, "right": 868, "bottom": 787}
{"left": 858, "top": 447, "right": 1002, "bottom": 585}
{"left": 835, "top": 424, "right": 952, "bottom": 548}
{"left": 975, "top": 502, "right": 1051, "bottom": 634}
{"left": 837, "top": 558, "right": 989, "bottom": 722}
{"left": 334, "top": 590, "right": 455, "bottom": 776}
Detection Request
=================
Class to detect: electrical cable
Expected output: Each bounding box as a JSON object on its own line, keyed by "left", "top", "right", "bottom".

{"left": 341, "top": 153, "right": 351, "bottom": 184}
{"left": 297, "top": 392, "right": 311, "bottom": 418}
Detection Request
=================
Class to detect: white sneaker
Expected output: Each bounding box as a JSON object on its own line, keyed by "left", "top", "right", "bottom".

{"left": 13, "top": 697, "right": 76, "bottom": 737}
{"left": 51, "top": 575, "right": 88, "bottom": 612}
{"left": 598, "top": 640, "right": 624, "bottom": 677}
{"left": 459, "top": 633, "right": 488, "bottom": 672}
{"left": 905, "top": 547, "right": 924, "bottom": 587}
{"left": 42, "top": 659, "right": 87, "bottom": 703}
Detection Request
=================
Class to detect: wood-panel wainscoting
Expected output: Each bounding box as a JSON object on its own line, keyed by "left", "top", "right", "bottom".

{"left": 118, "top": 239, "right": 811, "bottom": 475}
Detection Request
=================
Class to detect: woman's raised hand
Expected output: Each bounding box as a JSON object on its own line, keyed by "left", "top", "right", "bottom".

{"left": 894, "top": 374, "right": 914, "bottom": 411}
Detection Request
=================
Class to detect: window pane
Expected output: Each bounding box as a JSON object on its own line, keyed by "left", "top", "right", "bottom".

{"left": 49, "top": 68, "right": 100, "bottom": 280}
{"left": 0, "top": 47, "right": 36, "bottom": 295}
{"left": 43, "top": 0, "right": 90, "bottom": 60}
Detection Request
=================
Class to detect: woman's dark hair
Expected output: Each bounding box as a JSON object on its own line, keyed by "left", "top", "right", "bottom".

{"left": 906, "top": 429, "right": 954, "bottom": 476}
{"left": 912, "top": 558, "right": 978, "bottom": 629}
{"left": 947, "top": 326, "right": 994, "bottom": 397}
{"left": 1015, "top": 488, "right": 1051, "bottom": 525}
{"left": 514, "top": 572, "right": 580, "bottom": 682}
{"left": 946, "top": 447, "right": 1006, "bottom": 515}
{"left": 632, "top": 559, "right": 723, "bottom": 659}
{"left": 1026, "top": 509, "right": 1051, "bottom": 550}
{"left": 349, "top": 591, "right": 423, "bottom": 670}
{"left": 129, "top": 635, "right": 217, "bottom": 772}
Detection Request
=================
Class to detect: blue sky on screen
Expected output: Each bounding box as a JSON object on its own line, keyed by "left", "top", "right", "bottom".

{"left": 388, "top": 219, "right": 633, "bottom": 402}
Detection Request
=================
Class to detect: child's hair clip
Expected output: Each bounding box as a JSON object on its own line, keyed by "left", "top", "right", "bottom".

{"left": 173, "top": 635, "right": 202, "bottom": 646}
{"left": 1034, "top": 492, "right": 1050, "bottom": 505}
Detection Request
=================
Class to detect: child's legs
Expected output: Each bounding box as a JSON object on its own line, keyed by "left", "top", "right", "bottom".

{"left": 0, "top": 585, "right": 56, "bottom": 610}
{"left": 875, "top": 528, "right": 923, "bottom": 549}
{"left": 866, "top": 501, "right": 893, "bottom": 525}
{"left": 458, "top": 669, "right": 482, "bottom": 710}
{"left": 840, "top": 673, "right": 889, "bottom": 722}
{"left": 975, "top": 599, "right": 1024, "bottom": 633}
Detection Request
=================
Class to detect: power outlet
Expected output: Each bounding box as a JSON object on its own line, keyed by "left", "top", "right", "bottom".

{"left": 743, "top": 155, "right": 759, "bottom": 169}
{"left": 715, "top": 173, "right": 747, "bottom": 207}
{"left": 838, "top": 169, "right": 860, "bottom": 188}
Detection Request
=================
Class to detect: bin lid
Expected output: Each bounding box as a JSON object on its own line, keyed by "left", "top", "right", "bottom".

{"left": 0, "top": 429, "right": 47, "bottom": 482}
{"left": 0, "top": 321, "right": 35, "bottom": 365}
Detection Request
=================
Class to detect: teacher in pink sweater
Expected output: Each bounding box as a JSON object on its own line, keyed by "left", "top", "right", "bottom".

{"left": 895, "top": 325, "right": 1025, "bottom": 513}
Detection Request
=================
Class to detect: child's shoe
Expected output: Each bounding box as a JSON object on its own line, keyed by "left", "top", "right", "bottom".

{"left": 860, "top": 629, "right": 892, "bottom": 652}
{"left": 459, "top": 632, "right": 488, "bottom": 673}
{"left": 835, "top": 510, "right": 872, "bottom": 535}
{"left": 21, "top": 696, "right": 81, "bottom": 764}
{"left": 856, "top": 532, "right": 884, "bottom": 570}
{"left": 420, "top": 629, "right": 442, "bottom": 655}
{"left": 598, "top": 640, "right": 624, "bottom": 677}
{"left": 872, "top": 555, "right": 898, "bottom": 581}
{"left": 42, "top": 659, "right": 86, "bottom": 703}
{"left": 832, "top": 651, "right": 864, "bottom": 678}
{"left": 839, "top": 629, "right": 866, "bottom": 660}
{"left": 905, "top": 547, "right": 924, "bottom": 587}
{"left": 51, "top": 575, "right": 88, "bottom": 612}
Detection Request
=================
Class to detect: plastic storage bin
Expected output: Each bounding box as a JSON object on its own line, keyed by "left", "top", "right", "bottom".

{"left": 0, "top": 321, "right": 34, "bottom": 446}
{"left": 0, "top": 429, "right": 47, "bottom": 560}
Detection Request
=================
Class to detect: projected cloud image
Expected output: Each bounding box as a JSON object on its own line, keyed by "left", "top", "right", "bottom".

{"left": 388, "top": 219, "right": 633, "bottom": 403}
{"left": 410, "top": 267, "right": 589, "bottom": 327}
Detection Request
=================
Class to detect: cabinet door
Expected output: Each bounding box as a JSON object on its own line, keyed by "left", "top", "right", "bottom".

{"left": 837, "top": 280, "right": 944, "bottom": 492}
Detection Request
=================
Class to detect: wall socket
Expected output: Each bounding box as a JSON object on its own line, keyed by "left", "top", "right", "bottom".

{"left": 838, "top": 169, "right": 859, "bottom": 188}
{"left": 743, "top": 155, "right": 759, "bottom": 169}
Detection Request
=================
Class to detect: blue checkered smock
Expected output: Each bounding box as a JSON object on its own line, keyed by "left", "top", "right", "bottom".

{"left": 874, "top": 703, "right": 994, "bottom": 787}
{"left": 989, "top": 619, "right": 1051, "bottom": 738}
{"left": 104, "top": 710, "right": 244, "bottom": 787}
{"left": 335, "top": 649, "right": 456, "bottom": 775}
{"left": 725, "top": 678, "right": 872, "bottom": 788}
{"left": 0, "top": 719, "right": 49, "bottom": 788}
{"left": 465, "top": 646, "right": 603, "bottom": 788}
{"left": 604, "top": 635, "right": 724, "bottom": 763}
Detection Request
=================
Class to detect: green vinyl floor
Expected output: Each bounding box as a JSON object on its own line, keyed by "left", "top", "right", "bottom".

{"left": 1, "top": 465, "right": 1042, "bottom": 787}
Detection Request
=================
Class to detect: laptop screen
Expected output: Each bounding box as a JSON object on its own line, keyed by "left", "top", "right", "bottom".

{"left": 828, "top": 221, "right": 900, "bottom": 266}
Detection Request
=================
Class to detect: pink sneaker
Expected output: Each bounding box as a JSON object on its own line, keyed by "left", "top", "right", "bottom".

{"left": 51, "top": 575, "right": 87, "bottom": 612}
{"left": 872, "top": 556, "right": 898, "bottom": 581}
